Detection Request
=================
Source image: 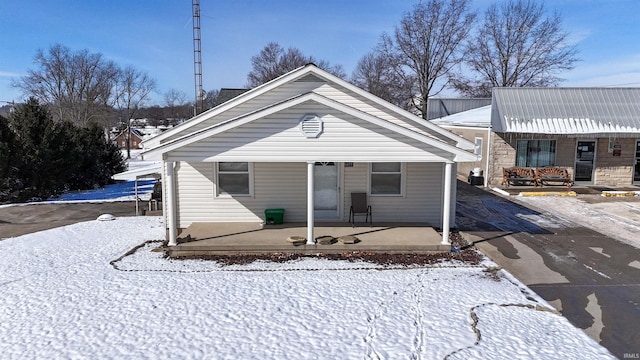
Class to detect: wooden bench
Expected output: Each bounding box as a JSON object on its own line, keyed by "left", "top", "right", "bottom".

{"left": 535, "top": 167, "right": 572, "bottom": 188}
{"left": 502, "top": 167, "right": 537, "bottom": 187}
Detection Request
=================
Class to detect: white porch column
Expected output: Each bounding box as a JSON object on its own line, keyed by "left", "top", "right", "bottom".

{"left": 441, "top": 162, "right": 452, "bottom": 245}
{"left": 306, "top": 161, "right": 315, "bottom": 244}
{"left": 166, "top": 161, "right": 178, "bottom": 246}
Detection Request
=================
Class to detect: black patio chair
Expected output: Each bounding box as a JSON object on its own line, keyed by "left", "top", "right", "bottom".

{"left": 349, "top": 192, "right": 372, "bottom": 227}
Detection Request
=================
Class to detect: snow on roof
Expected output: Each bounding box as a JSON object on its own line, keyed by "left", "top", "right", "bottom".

{"left": 111, "top": 163, "right": 162, "bottom": 181}
{"left": 430, "top": 105, "right": 491, "bottom": 128}
{"left": 492, "top": 87, "right": 640, "bottom": 135}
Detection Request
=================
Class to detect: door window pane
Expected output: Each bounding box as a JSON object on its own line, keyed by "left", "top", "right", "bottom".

{"left": 314, "top": 163, "right": 338, "bottom": 211}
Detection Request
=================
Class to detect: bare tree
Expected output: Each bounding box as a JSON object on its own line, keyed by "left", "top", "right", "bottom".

{"left": 246, "top": 42, "right": 346, "bottom": 87}
{"left": 12, "top": 44, "right": 119, "bottom": 126}
{"left": 351, "top": 51, "right": 413, "bottom": 111}
{"left": 113, "top": 66, "right": 157, "bottom": 159}
{"left": 163, "top": 88, "right": 193, "bottom": 122}
{"left": 380, "top": 0, "right": 476, "bottom": 118}
{"left": 202, "top": 89, "right": 220, "bottom": 111}
{"left": 164, "top": 88, "right": 187, "bottom": 109}
{"left": 451, "top": 0, "right": 580, "bottom": 97}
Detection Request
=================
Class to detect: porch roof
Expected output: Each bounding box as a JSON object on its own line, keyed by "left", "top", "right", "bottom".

{"left": 111, "top": 163, "right": 162, "bottom": 181}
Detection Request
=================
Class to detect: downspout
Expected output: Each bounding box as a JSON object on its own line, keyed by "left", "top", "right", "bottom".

{"left": 306, "top": 161, "right": 315, "bottom": 245}
{"left": 442, "top": 162, "right": 452, "bottom": 245}
{"left": 166, "top": 161, "right": 178, "bottom": 246}
{"left": 485, "top": 125, "right": 492, "bottom": 187}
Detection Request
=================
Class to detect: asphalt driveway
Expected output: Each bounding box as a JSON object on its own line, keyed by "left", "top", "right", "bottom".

{"left": 0, "top": 202, "right": 137, "bottom": 240}
{"left": 456, "top": 181, "right": 640, "bottom": 359}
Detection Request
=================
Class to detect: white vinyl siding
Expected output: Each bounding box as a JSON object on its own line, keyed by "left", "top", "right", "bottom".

{"left": 158, "top": 81, "right": 325, "bottom": 145}
{"left": 150, "top": 78, "right": 456, "bottom": 151}
{"left": 344, "top": 163, "right": 453, "bottom": 224}
{"left": 166, "top": 104, "right": 453, "bottom": 163}
{"left": 343, "top": 162, "right": 446, "bottom": 225}
{"left": 313, "top": 83, "right": 454, "bottom": 143}
{"left": 172, "top": 161, "right": 449, "bottom": 229}
{"left": 175, "top": 162, "right": 307, "bottom": 228}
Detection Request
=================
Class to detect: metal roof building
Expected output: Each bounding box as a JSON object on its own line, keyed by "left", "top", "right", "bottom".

{"left": 491, "top": 87, "right": 640, "bottom": 136}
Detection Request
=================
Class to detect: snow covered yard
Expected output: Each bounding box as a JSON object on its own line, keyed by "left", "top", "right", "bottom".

{"left": 0, "top": 216, "right": 613, "bottom": 359}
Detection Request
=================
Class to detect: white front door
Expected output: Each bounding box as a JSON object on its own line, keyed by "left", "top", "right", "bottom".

{"left": 314, "top": 162, "right": 339, "bottom": 219}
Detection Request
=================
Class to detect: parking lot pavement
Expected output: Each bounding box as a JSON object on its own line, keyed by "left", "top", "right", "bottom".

{"left": 456, "top": 181, "right": 640, "bottom": 358}
{"left": 0, "top": 202, "right": 137, "bottom": 240}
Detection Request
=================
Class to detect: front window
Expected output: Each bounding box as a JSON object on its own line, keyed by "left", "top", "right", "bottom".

{"left": 516, "top": 140, "right": 556, "bottom": 167}
{"left": 370, "top": 162, "right": 402, "bottom": 195}
{"left": 217, "top": 162, "right": 251, "bottom": 196}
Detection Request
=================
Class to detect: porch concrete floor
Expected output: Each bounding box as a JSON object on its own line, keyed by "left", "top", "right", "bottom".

{"left": 168, "top": 222, "right": 449, "bottom": 256}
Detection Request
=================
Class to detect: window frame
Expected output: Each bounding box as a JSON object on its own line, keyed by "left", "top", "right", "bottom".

{"left": 474, "top": 136, "right": 483, "bottom": 156}
{"left": 215, "top": 162, "right": 253, "bottom": 197}
{"left": 368, "top": 162, "right": 405, "bottom": 197}
{"left": 515, "top": 139, "right": 557, "bottom": 167}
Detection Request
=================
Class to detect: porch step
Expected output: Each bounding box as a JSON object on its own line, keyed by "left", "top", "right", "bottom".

{"left": 167, "top": 243, "right": 451, "bottom": 257}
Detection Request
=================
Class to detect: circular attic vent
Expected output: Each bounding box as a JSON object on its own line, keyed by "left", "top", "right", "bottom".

{"left": 299, "top": 114, "right": 323, "bottom": 138}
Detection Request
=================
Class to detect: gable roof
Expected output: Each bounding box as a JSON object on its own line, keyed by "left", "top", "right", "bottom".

{"left": 144, "top": 91, "right": 478, "bottom": 162}
{"left": 492, "top": 87, "right": 640, "bottom": 134}
{"left": 144, "top": 64, "right": 474, "bottom": 150}
{"left": 142, "top": 65, "right": 478, "bottom": 162}
{"left": 113, "top": 127, "right": 143, "bottom": 140}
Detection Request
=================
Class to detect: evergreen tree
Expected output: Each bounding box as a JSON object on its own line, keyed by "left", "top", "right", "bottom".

{"left": 6, "top": 97, "right": 126, "bottom": 201}
{"left": 9, "top": 97, "right": 62, "bottom": 199}
{"left": 0, "top": 115, "right": 20, "bottom": 201}
{"left": 71, "top": 123, "right": 125, "bottom": 190}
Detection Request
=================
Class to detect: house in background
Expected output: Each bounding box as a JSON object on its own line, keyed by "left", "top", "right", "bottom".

{"left": 430, "top": 105, "right": 491, "bottom": 186}
{"left": 434, "top": 87, "right": 640, "bottom": 186}
{"left": 112, "top": 127, "right": 144, "bottom": 150}
{"left": 142, "top": 64, "right": 479, "bottom": 247}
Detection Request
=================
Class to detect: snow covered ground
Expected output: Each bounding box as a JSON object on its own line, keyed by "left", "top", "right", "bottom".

{"left": 0, "top": 216, "right": 613, "bottom": 359}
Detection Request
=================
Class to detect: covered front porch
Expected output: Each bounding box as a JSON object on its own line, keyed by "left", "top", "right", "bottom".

{"left": 167, "top": 222, "right": 450, "bottom": 257}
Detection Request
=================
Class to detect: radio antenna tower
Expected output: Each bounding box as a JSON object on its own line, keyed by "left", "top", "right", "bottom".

{"left": 192, "top": 0, "right": 204, "bottom": 116}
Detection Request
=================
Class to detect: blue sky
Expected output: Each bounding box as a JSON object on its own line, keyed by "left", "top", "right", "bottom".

{"left": 1, "top": 0, "right": 639, "bottom": 106}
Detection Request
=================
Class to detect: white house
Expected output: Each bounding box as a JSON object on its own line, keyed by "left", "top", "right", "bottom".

{"left": 142, "top": 64, "right": 479, "bottom": 247}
